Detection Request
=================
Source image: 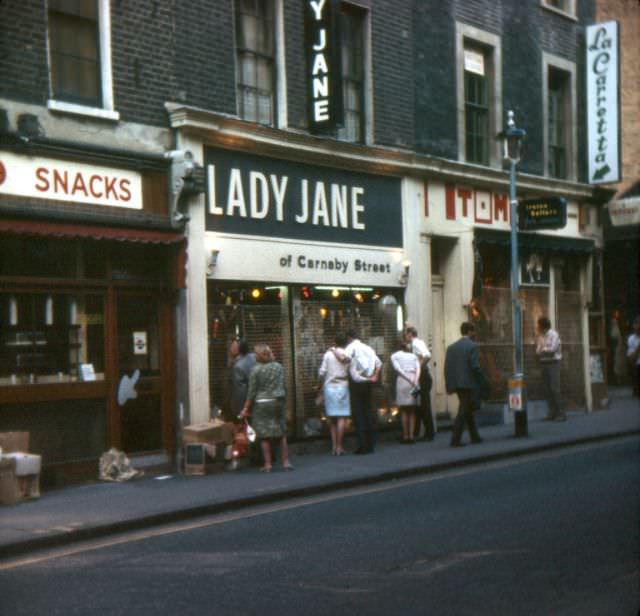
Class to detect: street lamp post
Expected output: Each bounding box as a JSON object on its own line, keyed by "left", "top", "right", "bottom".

{"left": 499, "top": 110, "right": 528, "bottom": 437}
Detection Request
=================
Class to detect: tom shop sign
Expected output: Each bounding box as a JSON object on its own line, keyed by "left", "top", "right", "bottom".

{"left": 0, "top": 152, "right": 142, "bottom": 209}
{"left": 204, "top": 148, "right": 402, "bottom": 248}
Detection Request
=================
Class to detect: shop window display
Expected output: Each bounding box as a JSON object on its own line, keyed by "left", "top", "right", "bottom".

{"left": 0, "top": 292, "right": 105, "bottom": 385}
{"left": 208, "top": 283, "right": 402, "bottom": 438}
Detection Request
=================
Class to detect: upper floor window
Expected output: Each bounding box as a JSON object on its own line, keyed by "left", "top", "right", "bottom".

{"left": 456, "top": 24, "right": 502, "bottom": 167}
{"left": 464, "top": 47, "right": 490, "bottom": 165}
{"left": 47, "top": 0, "right": 117, "bottom": 120}
{"left": 541, "top": 0, "right": 576, "bottom": 18}
{"left": 337, "top": 3, "right": 366, "bottom": 143}
{"left": 49, "top": 0, "right": 100, "bottom": 107}
{"left": 543, "top": 53, "right": 576, "bottom": 181}
{"left": 548, "top": 68, "right": 569, "bottom": 178}
{"left": 235, "top": 0, "right": 276, "bottom": 125}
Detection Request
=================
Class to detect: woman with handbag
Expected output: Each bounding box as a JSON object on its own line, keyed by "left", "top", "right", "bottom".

{"left": 390, "top": 338, "right": 421, "bottom": 444}
{"left": 240, "top": 344, "right": 293, "bottom": 473}
{"left": 318, "top": 333, "right": 351, "bottom": 456}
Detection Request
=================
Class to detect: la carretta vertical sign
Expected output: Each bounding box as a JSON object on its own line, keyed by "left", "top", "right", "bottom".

{"left": 586, "top": 21, "right": 620, "bottom": 184}
{"left": 304, "top": 0, "right": 343, "bottom": 133}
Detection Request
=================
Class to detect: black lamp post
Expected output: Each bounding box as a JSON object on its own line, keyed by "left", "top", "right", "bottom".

{"left": 498, "top": 110, "right": 528, "bottom": 437}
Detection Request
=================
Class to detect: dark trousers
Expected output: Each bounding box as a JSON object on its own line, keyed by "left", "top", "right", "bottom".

{"left": 541, "top": 361, "right": 563, "bottom": 418}
{"left": 632, "top": 363, "right": 640, "bottom": 398}
{"left": 414, "top": 369, "right": 434, "bottom": 439}
{"left": 350, "top": 380, "right": 375, "bottom": 452}
{"left": 451, "top": 389, "right": 481, "bottom": 445}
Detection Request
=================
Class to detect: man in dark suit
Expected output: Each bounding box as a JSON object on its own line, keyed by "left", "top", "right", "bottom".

{"left": 444, "top": 322, "right": 484, "bottom": 447}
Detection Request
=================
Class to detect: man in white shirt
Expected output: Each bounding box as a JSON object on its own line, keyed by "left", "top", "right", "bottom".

{"left": 344, "top": 330, "right": 382, "bottom": 454}
{"left": 536, "top": 316, "right": 565, "bottom": 421}
{"left": 405, "top": 326, "right": 434, "bottom": 441}
{"left": 627, "top": 316, "right": 640, "bottom": 398}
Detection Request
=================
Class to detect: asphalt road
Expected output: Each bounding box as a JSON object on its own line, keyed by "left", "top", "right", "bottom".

{"left": 1, "top": 438, "right": 638, "bottom": 616}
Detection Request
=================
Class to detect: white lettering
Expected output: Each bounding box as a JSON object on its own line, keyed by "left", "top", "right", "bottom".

{"left": 297, "top": 179, "right": 310, "bottom": 223}
{"left": 351, "top": 186, "right": 365, "bottom": 230}
{"left": 309, "top": 0, "right": 327, "bottom": 21}
{"left": 314, "top": 99, "right": 330, "bottom": 121}
{"left": 270, "top": 174, "right": 288, "bottom": 222}
{"left": 331, "top": 184, "right": 348, "bottom": 228}
{"left": 227, "top": 169, "right": 247, "bottom": 217}
{"left": 313, "top": 28, "right": 326, "bottom": 51}
{"left": 249, "top": 171, "right": 269, "bottom": 219}
{"left": 207, "top": 164, "right": 223, "bottom": 215}
{"left": 312, "top": 182, "right": 330, "bottom": 226}
{"left": 312, "top": 53, "right": 329, "bottom": 75}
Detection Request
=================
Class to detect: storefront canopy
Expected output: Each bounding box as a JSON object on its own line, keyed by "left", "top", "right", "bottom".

{"left": 0, "top": 218, "right": 184, "bottom": 244}
{"left": 474, "top": 228, "right": 594, "bottom": 254}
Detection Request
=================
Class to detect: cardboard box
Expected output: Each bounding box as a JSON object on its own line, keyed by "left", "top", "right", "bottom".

{"left": 182, "top": 420, "right": 234, "bottom": 446}
{"left": 0, "top": 458, "right": 40, "bottom": 505}
{"left": 3, "top": 453, "right": 41, "bottom": 476}
{"left": 0, "top": 431, "right": 29, "bottom": 454}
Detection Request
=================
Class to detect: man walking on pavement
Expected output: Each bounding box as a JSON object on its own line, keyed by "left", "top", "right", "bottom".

{"left": 343, "top": 329, "right": 382, "bottom": 454}
{"left": 536, "top": 316, "right": 566, "bottom": 421}
{"left": 405, "top": 326, "right": 434, "bottom": 441}
{"left": 444, "top": 322, "right": 484, "bottom": 447}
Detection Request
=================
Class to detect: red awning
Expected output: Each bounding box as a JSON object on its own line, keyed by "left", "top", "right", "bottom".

{"left": 0, "top": 218, "right": 184, "bottom": 244}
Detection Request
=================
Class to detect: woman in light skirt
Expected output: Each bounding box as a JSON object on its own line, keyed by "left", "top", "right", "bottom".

{"left": 318, "top": 333, "right": 351, "bottom": 455}
{"left": 390, "top": 338, "right": 421, "bottom": 443}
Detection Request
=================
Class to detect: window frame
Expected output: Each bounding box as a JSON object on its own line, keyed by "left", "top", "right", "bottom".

{"left": 46, "top": 0, "right": 118, "bottom": 121}
{"left": 233, "top": 0, "right": 286, "bottom": 128}
{"left": 336, "top": 2, "right": 372, "bottom": 145}
{"left": 540, "top": 0, "right": 577, "bottom": 20}
{"left": 542, "top": 52, "right": 577, "bottom": 181}
{"left": 456, "top": 24, "right": 502, "bottom": 168}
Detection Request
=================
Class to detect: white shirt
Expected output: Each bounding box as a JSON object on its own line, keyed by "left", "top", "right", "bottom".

{"left": 410, "top": 337, "right": 431, "bottom": 366}
{"left": 318, "top": 349, "right": 349, "bottom": 385}
{"left": 536, "top": 328, "right": 562, "bottom": 362}
{"left": 344, "top": 339, "right": 382, "bottom": 383}
{"left": 627, "top": 333, "right": 640, "bottom": 366}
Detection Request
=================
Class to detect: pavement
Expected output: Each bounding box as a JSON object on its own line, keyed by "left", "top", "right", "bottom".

{"left": 1, "top": 387, "right": 638, "bottom": 560}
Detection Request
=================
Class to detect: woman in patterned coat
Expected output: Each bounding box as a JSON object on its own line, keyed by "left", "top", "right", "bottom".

{"left": 240, "top": 344, "right": 293, "bottom": 473}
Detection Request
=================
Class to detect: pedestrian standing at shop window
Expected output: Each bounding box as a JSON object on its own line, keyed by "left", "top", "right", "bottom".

{"left": 536, "top": 317, "right": 566, "bottom": 422}
{"left": 342, "top": 330, "right": 382, "bottom": 455}
{"left": 405, "top": 326, "right": 434, "bottom": 441}
{"left": 626, "top": 316, "right": 640, "bottom": 398}
{"left": 240, "top": 345, "right": 293, "bottom": 473}
{"left": 390, "top": 338, "right": 421, "bottom": 444}
{"left": 444, "top": 322, "right": 484, "bottom": 447}
{"left": 230, "top": 339, "right": 256, "bottom": 417}
{"left": 318, "top": 333, "right": 351, "bottom": 456}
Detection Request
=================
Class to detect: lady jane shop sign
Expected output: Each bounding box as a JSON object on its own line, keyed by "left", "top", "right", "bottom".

{"left": 304, "top": 0, "right": 343, "bottom": 133}
{"left": 204, "top": 147, "right": 402, "bottom": 248}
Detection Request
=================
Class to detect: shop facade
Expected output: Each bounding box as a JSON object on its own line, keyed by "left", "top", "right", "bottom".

{"left": 196, "top": 144, "right": 410, "bottom": 438}
{"left": 0, "top": 145, "right": 183, "bottom": 485}
{"left": 417, "top": 178, "right": 605, "bottom": 419}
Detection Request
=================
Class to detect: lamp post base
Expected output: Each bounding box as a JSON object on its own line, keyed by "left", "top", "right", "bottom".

{"left": 514, "top": 410, "right": 528, "bottom": 437}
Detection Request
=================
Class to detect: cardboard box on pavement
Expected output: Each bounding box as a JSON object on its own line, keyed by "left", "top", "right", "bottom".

{"left": 182, "top": 419, "right": 234, "bottom": 446}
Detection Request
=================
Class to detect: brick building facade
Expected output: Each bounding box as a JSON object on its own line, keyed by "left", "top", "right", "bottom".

{"left": 0, "top": 1, "right": 617, "bottom": 482}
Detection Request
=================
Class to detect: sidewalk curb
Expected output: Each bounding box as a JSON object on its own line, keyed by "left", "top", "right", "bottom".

{"left": 1, "top": 428, "right": 638, "bottom": 560}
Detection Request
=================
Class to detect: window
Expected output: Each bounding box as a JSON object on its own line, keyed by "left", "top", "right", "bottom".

{"left": 464, "top": 47, "right": 490, "bottom": 165}
{"left": 47, "top": 0, "right": 117, "bottom": 119}
{"left": 541, "top": 0, "right": 576, "bottom": 18}
{"left": 543, "top": 53, "right": 576, "bottom": 180}
{"left": 548, "top": 68, "right": 568, "bottom": 178}
{"left": 235, "top": 0, "right": 276, "bottom": 125}
{"left": 337, "top": 4, "right": 366, "bottom": 143}
{"left": 456, "top": 24, "right": 502, "bottom": 167}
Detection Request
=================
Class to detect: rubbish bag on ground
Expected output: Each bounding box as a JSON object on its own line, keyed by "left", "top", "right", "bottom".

{"left": 99, "top": 448, "right": 143, "bottom": 482}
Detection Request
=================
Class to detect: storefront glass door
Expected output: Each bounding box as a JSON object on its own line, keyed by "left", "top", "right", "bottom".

{"left": 116, "top": 294, "right": 163, "bottom": 453}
